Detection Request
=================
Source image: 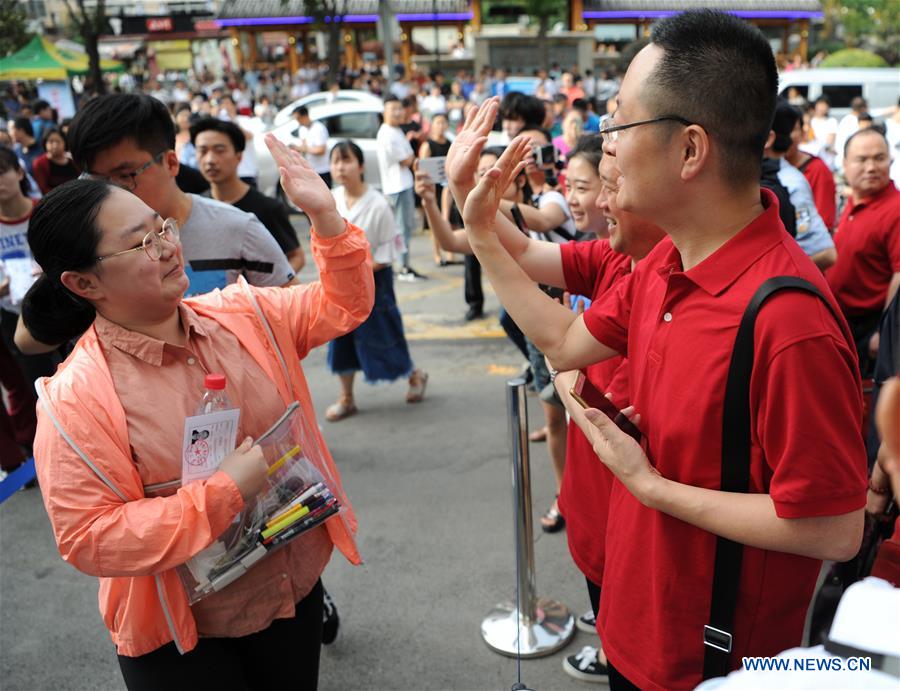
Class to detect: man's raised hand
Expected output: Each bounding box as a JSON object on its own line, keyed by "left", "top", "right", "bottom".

{"left": 445, "top": 97, "right": 499, "bottom": 190}
{"left": 462, "top": 135, "right": 530, "bottom": 243}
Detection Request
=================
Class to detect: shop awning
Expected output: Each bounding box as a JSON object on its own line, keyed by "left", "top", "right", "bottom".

{"left": 0, "top": 36, "right": 124, "bottom": 81}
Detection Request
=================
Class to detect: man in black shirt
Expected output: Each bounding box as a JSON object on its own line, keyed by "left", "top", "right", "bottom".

{"left": 190, "top": 117, "right": 305, "bottom": 271}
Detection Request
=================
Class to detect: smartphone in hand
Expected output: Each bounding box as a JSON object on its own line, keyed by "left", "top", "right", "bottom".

{"left": 569, "top": 371, "right": 642, "bottom": 442}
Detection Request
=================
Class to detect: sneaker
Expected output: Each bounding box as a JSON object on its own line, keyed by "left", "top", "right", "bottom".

{"left": 562, "top": 645, "right": 608, "bottom": 683}
{"left": 322, "top": 588, "right": 340, "bottom": 645}
{"left": 398, "top": 266, "right": 428, "bottom": 282}
{"left": 576, "top": 610, "right": 597, "bottom": 634}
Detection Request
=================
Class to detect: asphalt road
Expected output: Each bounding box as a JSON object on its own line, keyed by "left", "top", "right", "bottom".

{"left": 1, "top": 226, "right": 598, "bottom": 691}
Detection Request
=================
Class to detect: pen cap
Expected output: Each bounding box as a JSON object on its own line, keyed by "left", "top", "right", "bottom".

{"left": 204, "top": 373, "right": 227, "bottom": 390}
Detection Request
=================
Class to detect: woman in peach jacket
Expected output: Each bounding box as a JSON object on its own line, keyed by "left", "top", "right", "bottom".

{"left": 26, "top": 138, "right": 374, "bottom": 690}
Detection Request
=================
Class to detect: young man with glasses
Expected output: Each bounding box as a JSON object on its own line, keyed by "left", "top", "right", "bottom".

{"left": 460, "top": 10, "right": 867, "bottom": 690}
{"left": 69, "top": 94, "right": 295, "bottom": 297}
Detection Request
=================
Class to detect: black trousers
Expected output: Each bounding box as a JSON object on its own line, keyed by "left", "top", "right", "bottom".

{"left": 586, "top": 577, "right": 601, "bottom": 618}
{"left": 464, "top": 254, "right": 483, "bottom": 311}
{"left": 608, "top": 661, "right": 641, "bottom": 691}
{"left": 118, "top": 579, "right": 324, "bottom": 691}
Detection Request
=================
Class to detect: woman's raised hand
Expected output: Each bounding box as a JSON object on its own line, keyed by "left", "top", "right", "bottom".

{"left": 462, "top": 135, "right": 531, "bottom": 242}
{"left": 265, "top": 134, "right": 336, "bottom": 218}
{"left": 445, "top": 97, "right": 499, "bottom": 190}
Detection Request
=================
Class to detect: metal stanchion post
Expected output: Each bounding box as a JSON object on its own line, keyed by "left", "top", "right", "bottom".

{"left": 481, "top": 378, "right": 575, "bottom": 659}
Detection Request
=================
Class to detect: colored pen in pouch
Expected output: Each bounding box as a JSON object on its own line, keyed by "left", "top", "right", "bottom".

{"left": 264, "top": 500, "right": 339, "bottom": 547}
{"left": 260, "top": 494, "right": 333, "bottom": 543}
{"left": 266, "top": 445, "right": 302, "bottom": 477}
{"left": 265, "top": 482, "right": 325, "bottom": 527}
{"left": 268, "top": 502, "right": 340, "bottom": 548}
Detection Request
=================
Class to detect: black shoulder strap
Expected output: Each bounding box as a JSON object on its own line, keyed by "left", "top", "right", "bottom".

{"left": 703, "top": 275, "right": 844, "bottom": 680}
{"left": 797, "top": 156, "right": 813, "bottom": 173}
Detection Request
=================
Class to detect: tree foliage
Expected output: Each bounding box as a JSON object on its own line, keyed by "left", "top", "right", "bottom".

{"left": 0, "top": 0, "right": 30, "bottom": 58}
{"left": 61, "top": 0, "right": 108, "bottom": 94}
{"left": 822, "top": 0, "right": 900, "bottom": 65}
{"left": 819, "top": 48, "right": 889, "bottom": 68}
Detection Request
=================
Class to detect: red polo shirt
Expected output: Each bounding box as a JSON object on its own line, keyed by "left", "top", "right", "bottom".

{"left": 583, "top": 190, "right": 867, "bottom": 690}
{"left": 826, "top": 182, "right": 900, "bottom": 317}
{"left": 800, "top": 154, "right": 837, "bottom": 230}
{"left": 558, "top": 239, "right": 631, "bottom": 586}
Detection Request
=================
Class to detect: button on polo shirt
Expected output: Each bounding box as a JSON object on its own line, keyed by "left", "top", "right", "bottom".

{"left": 582, "top": 190, "right": 867, "bottom": 690}
{"left": 827, "top": 182, "right": 900, "bottom": 317}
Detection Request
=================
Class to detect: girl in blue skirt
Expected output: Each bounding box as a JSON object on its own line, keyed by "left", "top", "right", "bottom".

{"left": 325, "top": 140, "right": 428, "bottom": 421}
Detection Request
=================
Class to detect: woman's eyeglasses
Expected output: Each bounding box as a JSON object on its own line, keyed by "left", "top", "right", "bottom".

{"left": 95, "top": 218, "right": 180, "bottom": 263}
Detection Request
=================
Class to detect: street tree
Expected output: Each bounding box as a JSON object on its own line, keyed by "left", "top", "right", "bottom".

{"left": 61, "top": 0, "right": 107, "bottom": 95}
{"left": 281, "top": 0, "right": 346, "bottom": 82}
{"left": 525, "top": 0, "right": 564, "bottom": 70}
{"left": 0, "top": 0, "right": 30, "bottom": 58}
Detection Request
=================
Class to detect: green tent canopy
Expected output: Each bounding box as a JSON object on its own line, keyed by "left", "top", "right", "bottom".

{"left": 0, "top": 36, "right": 124, "bottom": 81}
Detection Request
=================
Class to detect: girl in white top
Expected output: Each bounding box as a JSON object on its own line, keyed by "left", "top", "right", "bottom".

{"left": 325, "top": 141, "right": 428, "bottom": 421}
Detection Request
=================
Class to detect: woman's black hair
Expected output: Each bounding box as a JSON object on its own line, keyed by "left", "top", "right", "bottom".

{"left": 22, "top": 179, "right": 112, "bottom": 345}
{"left": 40, "top": 127, "right": 66, "bottom": 152}
{"left": 566, "top": 134, "right": 603, "bottom": 171}
{"left": 330, "top": 139, "right": 365, "bottom": 167}
{"left": 0, "top": 146, "right": 31, "bottom": 197}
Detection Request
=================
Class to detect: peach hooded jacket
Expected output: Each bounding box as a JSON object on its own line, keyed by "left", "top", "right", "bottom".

{"left": 33, "top": 223, "right": 374, "bottom": 657}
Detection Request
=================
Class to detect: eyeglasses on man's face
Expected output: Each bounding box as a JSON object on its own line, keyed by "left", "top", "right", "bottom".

{"left": 95, "top": 218, "right": 180, "bottom": 264}
{"left": 79, "top": 151, "right": 166, "bottom": 191}
{"left": 599, "top": 114, "right": 696, "bottom": 143}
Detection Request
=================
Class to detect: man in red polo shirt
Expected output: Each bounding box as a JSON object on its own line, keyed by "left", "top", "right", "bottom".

{"left": 826, "top": 128, "right": 900, "bottom": 376}
{"left": 458, "top": 9, "right": 867, "bottom": 691}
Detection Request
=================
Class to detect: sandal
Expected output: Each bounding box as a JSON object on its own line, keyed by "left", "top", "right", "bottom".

{"left": 325, "top": 398, "right": 357, "bottom": 422}
{"left": 540, "top": 497, "right": 565, "bottom": 533}
{"left": 529, "top": 426, "right": 548, "bottom": 443}
{"left": 406, "top": 369, "right": 429, "bottom": 403}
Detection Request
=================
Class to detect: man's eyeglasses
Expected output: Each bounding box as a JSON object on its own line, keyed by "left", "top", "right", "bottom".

{"left": 79, "top": 151, "right": 166, "bottom": 191}
{"left": 95, "top": 218, "right": 180, "bottom": 263}
{"left": 599, "top": 115, "right": 696, "bottom": 143}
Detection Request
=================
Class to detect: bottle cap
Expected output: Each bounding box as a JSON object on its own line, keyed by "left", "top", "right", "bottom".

{"left": 204, "top": 373, "right": 226, "bottom": 390}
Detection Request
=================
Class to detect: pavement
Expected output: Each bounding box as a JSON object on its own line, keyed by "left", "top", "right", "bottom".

{"left": 1, "top": 221, "right": 599, "bottom": 691}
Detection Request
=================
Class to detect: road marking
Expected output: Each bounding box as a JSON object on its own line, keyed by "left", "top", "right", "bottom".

{"left": 487, "top": 364, "right": 520, "bottom": 376}
{"left": 403, "top": 313, "right": 505, "bottom": 341}
{"left": 396, "top": 276, "right": 465, "bottom": 303}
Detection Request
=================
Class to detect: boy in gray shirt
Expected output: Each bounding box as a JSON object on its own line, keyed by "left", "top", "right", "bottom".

{"left": 67, "top": 94, "right": 295, "bottom": 295}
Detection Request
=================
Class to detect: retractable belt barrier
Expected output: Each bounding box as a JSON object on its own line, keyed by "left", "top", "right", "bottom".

{"left": 482, "top": 378, "right": 575, "bottom": 690}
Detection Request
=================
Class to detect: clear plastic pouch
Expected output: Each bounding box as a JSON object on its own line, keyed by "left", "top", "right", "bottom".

{"left": 176, "top": 402, "right": 343, "bottom": 603}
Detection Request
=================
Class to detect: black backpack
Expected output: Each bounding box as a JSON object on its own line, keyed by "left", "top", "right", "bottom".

{"left": 761, "top": 158, "right": 797, "bottom": 237}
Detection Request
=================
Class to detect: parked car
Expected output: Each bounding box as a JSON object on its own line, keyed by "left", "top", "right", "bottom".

{"left": 272, "top": 89, "right": 384, "bottom": 127}
{"left": 778, "top": 68, "right": 900, "bottom": 118}
{"left": 256, "top": 100, "right": 384, "bottom": 199}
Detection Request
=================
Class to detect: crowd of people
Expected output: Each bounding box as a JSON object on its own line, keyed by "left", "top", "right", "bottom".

{"left": 1, "top": 8, "right": 899, "bottom": 690}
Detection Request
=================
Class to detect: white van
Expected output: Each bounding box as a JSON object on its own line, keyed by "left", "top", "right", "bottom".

{"left": 778, "top": 68, "right": 899, "bottom": 118}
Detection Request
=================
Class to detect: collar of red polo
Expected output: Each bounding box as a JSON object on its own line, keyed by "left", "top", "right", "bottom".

{"left": 654, "top": 188, "right": 784, "bottom": 297}
{"left": 849, "top": 181, "right": 898, "bottom": 211}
